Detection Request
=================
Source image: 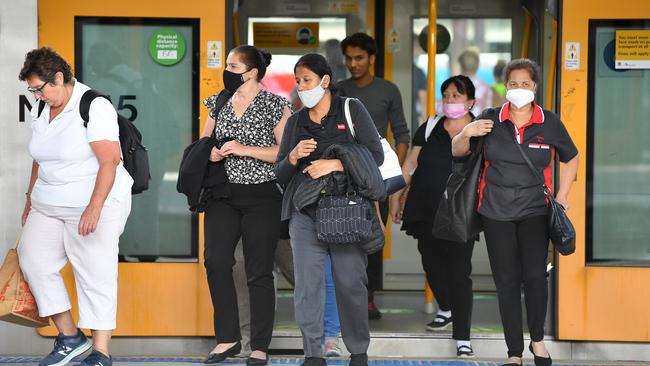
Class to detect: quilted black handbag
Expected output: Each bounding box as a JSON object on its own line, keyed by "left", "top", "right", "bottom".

{"left": 316, "top": 179, "right": 374, "bottom": 245}
{"left": 513, "top": 140, "right": 576, "bottom": 256}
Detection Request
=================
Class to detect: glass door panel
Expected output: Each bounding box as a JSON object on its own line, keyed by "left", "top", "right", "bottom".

{"left": 76, "top": 17, "right": 199, "bottom": 261}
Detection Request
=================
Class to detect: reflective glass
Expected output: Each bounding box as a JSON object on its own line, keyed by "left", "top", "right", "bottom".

{"left": 589, "top": 22, "right": 650, "bottom": 263}
{"left": 79, "top": 20, "right": 198, "bottom": 261}
{"left": 412, "top": 18, "right": 512, "bottom": 128}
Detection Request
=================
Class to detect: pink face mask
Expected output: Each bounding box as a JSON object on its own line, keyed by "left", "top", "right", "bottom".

{"left": 442, "top": 103, "right": 469, "bottom": 119}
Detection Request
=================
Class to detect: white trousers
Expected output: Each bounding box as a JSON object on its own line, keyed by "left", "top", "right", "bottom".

{"left": 18, "top": 196, "right": 131, "bottom": 330}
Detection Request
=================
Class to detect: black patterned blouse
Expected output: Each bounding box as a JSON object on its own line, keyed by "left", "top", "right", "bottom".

{"left": 203, "top": 89, "right": 291, "bottom": 184}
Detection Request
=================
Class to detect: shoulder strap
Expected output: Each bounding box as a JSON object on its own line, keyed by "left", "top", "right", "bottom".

{"left": 425, "top": 115, "right": 444, "bottom": 141}
{"left": 210, "top": 90, "right": 235, "bottom": 138}
{"left": 213, "top": 90, "right": 233, "bottom": 115}
{"left": 513, "top": 140, "right": 551, "bottom": 195}
{"left": 37, "top": 100, "right": 46, "bottom": 118}
{"left": 80, "top": 89, "right": 110, "bottom": 127}
{"left": 343, "top": 97, "right": 356, "bottom": 138}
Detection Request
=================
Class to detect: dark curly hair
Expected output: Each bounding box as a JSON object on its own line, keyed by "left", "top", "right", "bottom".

{"left": 18, "top": 47, "right": 73, "bottom": 83}
{"left": 340, "top": 32, "right": 377, "bottom": 56}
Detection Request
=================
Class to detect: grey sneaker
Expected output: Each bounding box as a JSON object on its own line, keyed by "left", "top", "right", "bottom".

{"left": 78, "top": 350, "right": 112, "bottom": 366}
{"left": 39, "top": 329, "right": 91, "bottom": 366}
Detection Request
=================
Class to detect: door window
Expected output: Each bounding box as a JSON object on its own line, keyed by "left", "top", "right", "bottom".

{"left": 76, "top": 17, "right": 200, "bottom": 262}
{"left": 587, "top": 20, "right": 650, "bottom": 264}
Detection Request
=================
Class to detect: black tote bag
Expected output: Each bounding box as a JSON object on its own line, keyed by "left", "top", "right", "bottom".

{"left": 432, "top": 137, "right": 484, "bottom": 243}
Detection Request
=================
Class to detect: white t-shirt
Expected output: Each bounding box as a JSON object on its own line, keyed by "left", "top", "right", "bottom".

{"left": 29, "top": 80, "right": 133, "bottom": 207}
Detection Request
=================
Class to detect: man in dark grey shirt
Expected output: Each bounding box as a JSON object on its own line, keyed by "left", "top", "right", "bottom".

{"left": 339, "top": 33, "right": 410, "bottom": 164}
{"left": 339, "top": 32, "right": 410, "bottom": 320}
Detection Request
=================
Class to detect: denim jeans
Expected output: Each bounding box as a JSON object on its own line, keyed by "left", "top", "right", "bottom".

{"left": 324, "top": 255, "right": 341, "bottom": 338}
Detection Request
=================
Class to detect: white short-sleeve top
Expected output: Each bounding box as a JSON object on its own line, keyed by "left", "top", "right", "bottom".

{"left": 29, "top": 80, "right": 133, "bottom": 207}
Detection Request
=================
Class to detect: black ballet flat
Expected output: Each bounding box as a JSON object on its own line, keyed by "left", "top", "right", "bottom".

{"left": 246, "top": 354, "right": 269, "bottom": 366}
{"left": 204, "top": 341, "right": 242, "bottom": 364}
{"left": 529, "top": 342, "right": 552, "bottom": 366}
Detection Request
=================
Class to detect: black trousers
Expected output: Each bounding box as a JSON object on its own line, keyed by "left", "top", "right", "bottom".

{"left": 418, "top": 231, "right": 474, "bottom": 340}
{"left": 204, "top": 182, "right": 282, "bottom": 352}
{"left": 366, "top": 199, "right": 388, "bottom": 296}
{"left": 481, "top": 214, "right": 549, "bottom": 358}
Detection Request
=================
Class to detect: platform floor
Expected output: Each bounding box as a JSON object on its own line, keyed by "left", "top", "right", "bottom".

{"left": 2, "top": 291, "right": 649, "bottom": 362}
{"left": 0, "top": 357, "right": 644, "bottom": 365}
{"left": 274, "top": 290, "right": 510, "bottom": 335}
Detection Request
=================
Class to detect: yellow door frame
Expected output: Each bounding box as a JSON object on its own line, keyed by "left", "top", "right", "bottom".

{"left": 558, "top": 0, "right": 650, "bottom": 341}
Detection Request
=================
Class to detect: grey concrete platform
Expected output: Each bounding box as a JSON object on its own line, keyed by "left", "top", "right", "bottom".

{"left": 1, "top": 291, "right": 649, "bottom": 362}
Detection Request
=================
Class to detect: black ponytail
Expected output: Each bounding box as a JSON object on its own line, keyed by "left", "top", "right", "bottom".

{"left": 233, "top": 45, "right": 272, "bottom": 81}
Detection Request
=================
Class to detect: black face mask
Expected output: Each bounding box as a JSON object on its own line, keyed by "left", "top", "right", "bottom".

{"left": 223, "top": 69, "right": 247, "bottom": 92}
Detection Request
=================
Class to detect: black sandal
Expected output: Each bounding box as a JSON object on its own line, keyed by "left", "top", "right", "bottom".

{"left": 425, "top": 314, "right": 452, "bottom": 331}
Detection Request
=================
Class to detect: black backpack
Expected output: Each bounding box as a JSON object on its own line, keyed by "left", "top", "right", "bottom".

{"left": 38, "top": 89, "right": 151, "bottom": 194}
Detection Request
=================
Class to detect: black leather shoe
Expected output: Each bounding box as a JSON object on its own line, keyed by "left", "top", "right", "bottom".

{"left": 349, "top": 353, "right": 368, "bottom": 366}
{"left": 204, "top": 341, "right": 241, "bottom": 364}
{"left": 300, "top": 357, "right": 326, "bottom": 366}
{"left": 368, "top": 302, "right": 382, "bottom": 320}
{"left": 246, "top": 354, "right": 269, "bottom": 366}
{"left": 501, "top": 357, "right": 522, "bottom": 366}
{"left": 529, "top": 342, "right": 552, "bottom": 366}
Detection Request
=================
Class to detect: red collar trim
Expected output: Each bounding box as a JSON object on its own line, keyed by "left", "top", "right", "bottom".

{"left": 499, "top": 102, "right": 544, "bottom": 124}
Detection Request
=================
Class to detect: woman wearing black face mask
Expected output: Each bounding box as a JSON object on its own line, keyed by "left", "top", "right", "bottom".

{"left": 200, "top": 45, "right": 292, "bottom": 365}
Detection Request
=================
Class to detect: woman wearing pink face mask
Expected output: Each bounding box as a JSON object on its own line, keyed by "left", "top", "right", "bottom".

{"left": 390, "top": 75, "right": 476, "bottom": 358}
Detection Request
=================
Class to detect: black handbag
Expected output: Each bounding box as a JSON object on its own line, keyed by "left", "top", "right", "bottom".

{"left": 432, "top": 137, "right": 484, "bottom": 243}
{"left": 513, "top": 140, "right": 576, "bottom": 256}
{"left": 316, "top": 177, "right": 374, "bottom": 245}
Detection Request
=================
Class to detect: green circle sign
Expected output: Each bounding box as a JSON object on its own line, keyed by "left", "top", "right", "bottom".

{"left": 149, "top": 29, "right": 186, "bottom": 66}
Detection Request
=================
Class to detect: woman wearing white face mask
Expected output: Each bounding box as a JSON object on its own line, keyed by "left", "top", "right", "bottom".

{"left": 274, "top": 53, "right": 383, "bottom": 366}
{"left": 390, "top": 75, "right": 477, "bottom": 358}
{"left": 452, "top": 59, "right": 579, "bottom": 366}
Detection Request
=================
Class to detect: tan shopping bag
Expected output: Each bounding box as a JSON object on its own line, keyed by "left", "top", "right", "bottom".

{"left": 0, "top": 245, "right": 50, "bottom": 327}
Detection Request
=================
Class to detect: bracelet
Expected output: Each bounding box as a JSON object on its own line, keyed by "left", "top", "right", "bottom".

{"left": 25, "top": 192, "right": 31, "bottom": 197}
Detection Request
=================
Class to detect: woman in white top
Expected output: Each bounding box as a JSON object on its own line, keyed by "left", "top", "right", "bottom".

{"left": 18, "top": 47, "right": 133, "bottom": 366}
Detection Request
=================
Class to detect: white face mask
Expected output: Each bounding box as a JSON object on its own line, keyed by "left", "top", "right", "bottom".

{"left": 506, "top": 88, "right": 535, "bottom": 108}
{"left": 297, "top": 78, "right": 326, "bottom": 108}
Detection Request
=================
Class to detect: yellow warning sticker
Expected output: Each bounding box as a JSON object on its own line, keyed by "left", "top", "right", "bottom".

{"left": 615, "top": 29, "right": 650, "bottom": 69}
{"left": 564, "top": 42, "right": 580, "bottom": 70}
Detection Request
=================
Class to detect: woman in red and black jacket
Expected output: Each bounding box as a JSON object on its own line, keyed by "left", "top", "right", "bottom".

{"left": 452, "top": 59, "right": 579, "bottom": 366}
